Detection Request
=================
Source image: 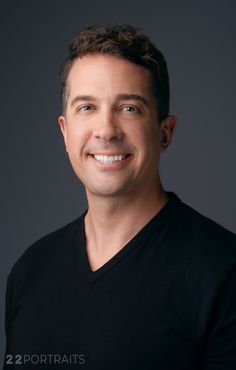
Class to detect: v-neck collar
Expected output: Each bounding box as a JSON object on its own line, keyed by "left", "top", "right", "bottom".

{"left": 75, "top": 191, "right": 181, "bottom": 284}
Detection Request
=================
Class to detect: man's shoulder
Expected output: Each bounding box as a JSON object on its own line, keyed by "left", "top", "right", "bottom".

{"left": 8, "top": 214, "right": 84, "bottom": 282}
{"left": 180, "top": 200, "right": 235, "bottom": 240}
{"left": 176, "top": 198, "right": 236, "bottom": 264}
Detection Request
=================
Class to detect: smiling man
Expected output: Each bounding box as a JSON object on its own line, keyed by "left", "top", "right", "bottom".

{"left": 58, "top": 52, "right": 175, "bottom": 272}
{"left": 4, "top": 24, "right": 236, "bottom": 370}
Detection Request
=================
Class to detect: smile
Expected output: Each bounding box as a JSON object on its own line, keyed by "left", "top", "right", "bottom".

{"left": 92, "top": 154, "right": 130, "bottom": 164}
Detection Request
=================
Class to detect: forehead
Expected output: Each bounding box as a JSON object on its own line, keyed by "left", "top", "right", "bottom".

{"left": 66, "top": 54, "right": 154, "bottom": 100}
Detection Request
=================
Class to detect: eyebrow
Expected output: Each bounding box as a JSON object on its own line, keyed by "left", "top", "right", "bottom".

{"left": 70, "top": 95, "right": 95, "bottom": 107}
{"left": 116, "top": 94, "right": 149, "bottom": 107}
{"left": 70, "top": 94, "right": 149, "bottom": 108}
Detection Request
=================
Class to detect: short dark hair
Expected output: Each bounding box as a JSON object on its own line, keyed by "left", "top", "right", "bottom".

{"left": 60, "top": 24, "right": 170, "bottom": 122}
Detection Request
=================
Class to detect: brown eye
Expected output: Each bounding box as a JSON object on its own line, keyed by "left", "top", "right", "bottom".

{"left": 79, "top": 105, "right": 93, "bottom": 111}
{"left": 124, "top": 106, "right": 134, "bottom": 112}
{"left": 122, "top": 105, "right": 140, "bottom": 113}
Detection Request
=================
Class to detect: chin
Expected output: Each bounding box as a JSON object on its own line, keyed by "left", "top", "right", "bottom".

{"left": 86, "top": 183, "right": 132, "bottom": 198}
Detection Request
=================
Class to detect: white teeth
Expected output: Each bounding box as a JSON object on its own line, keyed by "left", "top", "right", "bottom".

{"left": 93, "top": 154, "right": 127, "bottom": 164}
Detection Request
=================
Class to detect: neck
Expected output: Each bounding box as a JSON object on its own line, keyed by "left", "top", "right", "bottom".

{"left": 84, "top": 177, "right": 168, "bottom": 259}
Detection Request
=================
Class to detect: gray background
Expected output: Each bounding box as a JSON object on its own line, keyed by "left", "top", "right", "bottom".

{"left": 1, "top": 0, "right": 235, "bottom": 363}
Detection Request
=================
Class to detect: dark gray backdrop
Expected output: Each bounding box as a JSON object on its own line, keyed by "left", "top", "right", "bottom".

{"left": 1, "top": 0, "right": 235, "bottom": 363}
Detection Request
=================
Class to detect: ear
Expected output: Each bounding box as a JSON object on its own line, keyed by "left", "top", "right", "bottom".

{"left": 160, "top": 115, "right": 177, "bottom": 152}
{"left": 58, "top": 115, "right": 68, "bottom": 152}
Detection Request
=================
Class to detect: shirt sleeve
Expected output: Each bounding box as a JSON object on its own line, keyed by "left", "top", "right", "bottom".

{"left": 202, "top": 265, "right": 236, "bottom": 370}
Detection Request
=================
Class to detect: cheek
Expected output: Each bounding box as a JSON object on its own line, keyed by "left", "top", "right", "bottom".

{"left": 147, "top": 124, "right": 161, "bottom": 150}
{"left": 129, "top": 124, "right": 159, "bottom": 153}
{"left": 66, "top": 126, "right": 88, "bottom": 153}
{"left": 141, "top": 129, "right": 161, "bottom": 165}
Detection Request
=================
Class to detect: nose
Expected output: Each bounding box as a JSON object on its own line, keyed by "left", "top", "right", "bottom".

{"left": 93, "top": 109, "right": 123, "bottom": 141}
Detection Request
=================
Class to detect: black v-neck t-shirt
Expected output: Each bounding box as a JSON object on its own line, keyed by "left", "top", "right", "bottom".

{"left": 3, "top": 192, "right": 236, "bottom": 369}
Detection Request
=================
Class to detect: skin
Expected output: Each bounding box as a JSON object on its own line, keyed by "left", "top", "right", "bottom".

{"left": 58, "top": 54, "right": 176, "bottom": 271}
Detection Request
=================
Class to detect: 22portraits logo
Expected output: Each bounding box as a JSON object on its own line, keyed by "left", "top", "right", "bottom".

{"left": 5, "top": 353, "right": 86, "bottom": 366}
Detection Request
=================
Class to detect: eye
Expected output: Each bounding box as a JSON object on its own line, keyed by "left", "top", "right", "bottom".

{"left": 76, "top": 104, "right": 94, "bottom": 113}
{"left": 121, "top": 105, "right": 140, "bottom": 113}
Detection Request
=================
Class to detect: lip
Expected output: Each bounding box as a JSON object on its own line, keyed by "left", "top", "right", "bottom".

{"left": 88, "top": 154, "right": 132, "bottom": 170}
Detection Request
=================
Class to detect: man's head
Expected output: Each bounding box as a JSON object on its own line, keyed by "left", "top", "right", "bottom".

{"left": 60, "top": 24, "right": 169, "bottom": 123}
{"left": 58, "top": 24, "right": 176, "bottom": 200}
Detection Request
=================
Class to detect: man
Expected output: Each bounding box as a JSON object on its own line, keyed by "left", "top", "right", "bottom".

{"left": 3, "top": 24, "right": 236, "bottom": 369}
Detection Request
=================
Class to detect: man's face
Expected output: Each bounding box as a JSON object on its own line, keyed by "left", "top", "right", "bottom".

{"left": 58, "top": 54, "right": 168, "bottom": 199}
